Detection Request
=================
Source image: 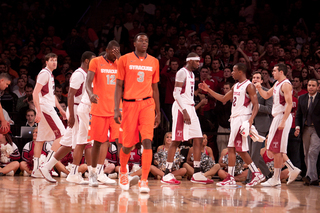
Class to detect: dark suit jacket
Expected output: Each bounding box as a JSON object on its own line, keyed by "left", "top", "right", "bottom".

{"left": 254, "top": 87, "right": 272, "bottom": 134}
{"left": 295, "top": 92, "right": 320, "bottom": 137}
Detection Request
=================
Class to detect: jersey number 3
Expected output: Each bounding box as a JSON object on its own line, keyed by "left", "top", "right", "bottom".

{"left": 137, "top": 71, "right": 144, "bottom": 82}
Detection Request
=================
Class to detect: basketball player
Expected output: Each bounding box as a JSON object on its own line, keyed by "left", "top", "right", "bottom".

{"left": 86, "top": 40, "right": 121, "bottom": 187}
{"left": 31, "top": 53, "right": 66, "bottom": 178}
{"left": 114, "top": 33, "right": 161, "bottom": 193}
{"left": 256, "top": 64, "right": 301, "bottom": 187}
{"left": 161, "top": 53, "right": 213, "bottom": 185}
{"left": 199, "top": 63, "right": 265, "bottom": 187}
{"left": 0, "top": 73, "right": 11, "bottom": 134}
{"left": 39, "top": 51, "right": 96, "bottom": 183}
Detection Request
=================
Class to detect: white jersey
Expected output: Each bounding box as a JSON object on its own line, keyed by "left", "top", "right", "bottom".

{"left": 37, "top": 67, "right": 55, "bottom": 106}
{"left": 231, "top": 79, "right": 252, "bottom": 118}
{"left": 174, "top": 67, "right": 195, "bottom": 109}
{"left": 69, "top": 67, "right": 87, "bottom": 104}
{"left": 272, "top": 79, "right": 291, "bottom": 116}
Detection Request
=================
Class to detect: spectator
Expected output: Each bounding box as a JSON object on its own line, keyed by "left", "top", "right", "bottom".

{"left": 0, "top": 133, "right": 20, "bottom": 176}
{"left": 54, "top": 84, "right": 67, "bottom": 104}
{"left": 16, "top": 83, "right": 34, "bottom": 112}
{"left": 211, "top": 59, "right": 224, "bottom": 82}
{"left": 25, "top": 109, "right": 37, "bottom": 127}
{"left": 12, "top": 77, "right": 26, "bottom": 98}
{"left": 292, "top": 76, "right": 308, "bottom": 97}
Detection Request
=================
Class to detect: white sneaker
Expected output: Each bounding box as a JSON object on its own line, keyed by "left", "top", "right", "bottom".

{"left": 108, "top": 172, "right": 118, "bottom": 179}
{"left": 138, "top": 180, "right": 150, "bottom": 193}
{"left": 261, "top": 178, "right": 281, "bottom": 187}
{"left": 23, "top": 170, "right": 30, "bottom": 177}
{"left": 97, "top": 173, "right": 117, "bottom": 185}
{"left": 6, "top": 170, "right": 14, "bottom": 176}
{"left": 31, "top": 169, "right": 43, "bottom": 178}
{"left": 216, "top": 174, "right": 237, "bottom": 187}
{"left": 60, "top": 172, "right": 67, "bottom": 178}
{"left": 39, "top": 166, "right": 57, "bottom": 183}
{"left": 246, "top": 172, "right": 265, "bottom": 187}
{"left": 161, "top": 173, "right": 181, "bottom": 185}
{"left": 191, "top": 172, "right": 214, "bottom": 184}
{"left": 84, "top": 172, "right": 89, "bottom": 178}
{"left": 129, "top": 175, "right": 139, "bottom": 187}
{"left": 119, "top": 171, "right": 130, "bottom": 190}
{"left": 66, "top": 172, "right": 88, "bottom": 185}
{"left": 131, "top": 164, "right": 141, "bottom": 173}
{"left": 287, "top": 168, "right": 301, "bottom": 185}
{"left": 52, "top": 170, "right": 59, "bottom": 177}
{"left": 89, "top": 172, "right": 99, "bottom": 187}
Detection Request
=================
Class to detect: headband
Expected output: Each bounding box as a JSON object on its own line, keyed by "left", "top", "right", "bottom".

{"left": 186, "top": 56, "right": 200, "bottom": 61}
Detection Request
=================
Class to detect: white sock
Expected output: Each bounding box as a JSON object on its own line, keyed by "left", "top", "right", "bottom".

{"left": 96, "top": 164, "right": 103, "bottom": 175}
{"left": 70, "top": 164, "right": 78, "bottom": 175}
{"left": 44, "top": 157, "right": 58, "bottom": 170}
{"left": 46, "top": 150, "right": 55, "bottom": 162}
{"left": 248, "top": 162, "right": 259, "bottom": 173}
{"left": 33, "top": 157, "right": 39, "bottom": 171}
{"left": 228, "top": 166, "right": 235, "bottom": 176}
{"left": 274, "top": 168, "right": 281, "bottom": 181}
{"left": 88, "top": 165, "right": 92, "bottom": 176}
{"left": 284, "top": 160, "right": 295, "bottom": 172}
{"left": 92, "top": 167, "right": 96, "bottom": 174}
{"left": 194, "top": 161, "right": 200, "bottom": 168}
{"left": 166, "top": 162, "right": 173, "bottom": 170}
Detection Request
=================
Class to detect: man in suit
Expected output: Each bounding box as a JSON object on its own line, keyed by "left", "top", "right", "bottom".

{"left": 295, "top": 79, "right": 320, "bottom": 186}
{"left": 245, "top": 71, "right": 273, "bottom": 183}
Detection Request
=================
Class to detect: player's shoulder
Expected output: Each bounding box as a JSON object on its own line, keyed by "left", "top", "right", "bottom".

{"left": 120, "top": 52, "right": 134, "bottom": 60}
{"left": 90, "top": 56, "right": 102, "bottom": 63}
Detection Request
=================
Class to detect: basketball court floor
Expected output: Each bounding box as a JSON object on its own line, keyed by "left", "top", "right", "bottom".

{"left": 0, "top": 177, "right": 319, "bottom": 213}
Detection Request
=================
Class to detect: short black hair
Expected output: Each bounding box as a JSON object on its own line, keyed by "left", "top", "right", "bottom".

{"left": 308, "top": 78, "right": 319, "bottom": 86}
{"left": 235, "top": 63, "right": 247, "bottom": 74}
{"left": 274, "top": 63, "right": 287, "bottom": 75}
{"left": 81, "top": 51, "right": 96, "bottom": 63}
{"left": 134, "top": 33, "right": 148, "bottom": 42}
{"left": 107, "top": 40, "right": 120, "bottom": 50}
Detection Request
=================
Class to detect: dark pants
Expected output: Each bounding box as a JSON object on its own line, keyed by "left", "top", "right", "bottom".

{"left": 287, "top": 128, "right": 302, "bottom": 169}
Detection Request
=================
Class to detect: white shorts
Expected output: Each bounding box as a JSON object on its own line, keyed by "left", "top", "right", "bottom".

{"left": 171, "top": 102, "right": 202, "bottom": 141}
{"left": 267, "top": 113, "right": 292, "bottom": 154}
{"left": 60, "top": 105, "right": 79, "bottom": 149}
{"left": 76, "top": 103, "right": 92, "bottom": 145}
{"left": 228, "top": 114, "right": 251, "bottom": 152}
{"left": 36, "top": 104, "right": 65, "bottom": 141}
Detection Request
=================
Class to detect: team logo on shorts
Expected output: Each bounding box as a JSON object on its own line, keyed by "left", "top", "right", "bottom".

{"left": 177, "top": 130, "right": 182, "bottom": 137}
{"left": 273, "top": 142, "right": 279, "bottom": 148}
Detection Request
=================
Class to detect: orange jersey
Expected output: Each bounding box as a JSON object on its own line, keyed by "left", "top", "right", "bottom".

{"left": 89, "top": 56, "right": 118, "bottom": 117}
{"left": 117, "top": 52, "right": 159, "bottom": 99}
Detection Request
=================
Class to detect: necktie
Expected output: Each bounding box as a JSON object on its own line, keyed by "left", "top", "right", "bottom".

{"left": 307, "top": 96, "right": 313, "bottom": 126}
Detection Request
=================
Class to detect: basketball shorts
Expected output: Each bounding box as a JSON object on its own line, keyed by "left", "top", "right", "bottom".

{"left": 36, "top": 104, "right": 65, "bottom": 141}
{"left": 267, "top": 113, "right": 292, "bottom": 154}
{"left": 60, "top": 105, "right": 79, "bottom": 149}
{"left": 122, "top": 98, "right": 155, "bottom": 148}
{"left": 228, "top": 114, "right": 251, "bottom": 152}
{"left": 88, "top": 114, "right": 119, "bottom": 143}
{"left": 171, "top": 102, "right": 202, "bottom": 141}
{"left": 76, "top": 103, "right": 92, "bottom": 145}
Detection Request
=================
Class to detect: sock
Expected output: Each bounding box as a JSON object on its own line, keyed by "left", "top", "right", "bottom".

{"left": 120, "top": 149, "right": 131, "bottom": 174}
{"left": 284, "top": 159, "right": 295, "bottom": 172}
{"left": 46, "top": 150, "right": 55, "bottom": 162}
{"left": 70, "top": 164, "right": 78, "bottom": 175}
{"left": 166, "top": 162, "right": 173, "bottom": 170}
{"left": 44, "top": 157, "right": 58, "bottom": 170}
{"left": 141, "top": 149, "right": 152, "bottom": 181}
{"left": 33, "top": 157, "right": 39, "bottom": 171}
{"left": 92, "top": 167, "right": 96, "bottom": 174}
{"left": 194, "top": 161, "right": 200, "bottom": 168}
{"left": 248, "top": 162, "right": 259, "bottom": 173}
{"left": 96, "top": 164, "right": 103, "bottom": 175}
{"left": 274, "top": 168, "right": 281, "bottom": 181}
{"left": 228, "top": 166, "right": 235, "bottom": 176}
{"left": 88, "top": 165, "right": 92, "bottom": 176}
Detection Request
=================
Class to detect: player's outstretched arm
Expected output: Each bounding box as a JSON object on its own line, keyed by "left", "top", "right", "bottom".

{"left": 152, "top": 83, "right": 161, "bottom": 128}
{"left": 255, "top": 82, "right": 274, "bottom": 99}
{"left": 86, "top": 71, "right": 98, "bottom": 104}
{"left": 114, "top": 79, "right": 123, "bottom": 124}
{"left": 198, "top": 81, "right": 233, "bottom": 103}
{"left": 279, "top": 83, "right": 293, "bottom": 130}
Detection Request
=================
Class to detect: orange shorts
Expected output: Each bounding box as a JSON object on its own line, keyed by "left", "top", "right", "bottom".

{"left": 121, "top": 98, "right": 155, "bottom": 147}
{"left": 88, "top": 115, "right": 119, "bottom": 143}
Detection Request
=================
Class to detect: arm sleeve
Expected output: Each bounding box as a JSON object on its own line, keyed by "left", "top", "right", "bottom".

{"left": 173, "top": 70, "right": 187, "bottom": 110}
